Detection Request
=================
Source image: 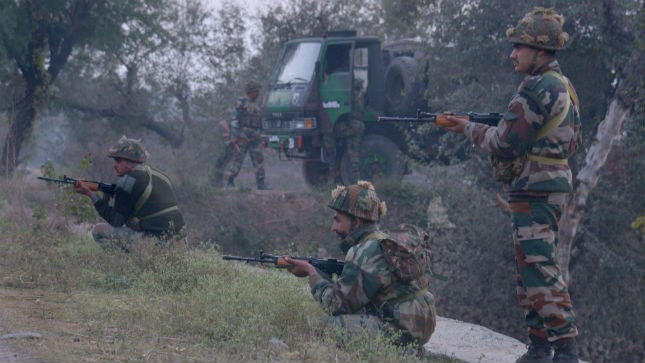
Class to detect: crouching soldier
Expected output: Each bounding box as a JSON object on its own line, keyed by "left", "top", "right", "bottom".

{"left": 75, "top": 136, "right": 186, "bottom": 250}
{"left": 285, "top": 181, "right": 436, "bottom": 355}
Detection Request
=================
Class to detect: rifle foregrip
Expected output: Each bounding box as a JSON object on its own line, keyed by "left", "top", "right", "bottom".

{"left": 435, "top": 115, "right": 468, "bottom": 127}
{"left": 86, "top": 182, "right": 101, "bottom": 191}
{"left": 275, "top": 257, "right": 292, "bottom": 268}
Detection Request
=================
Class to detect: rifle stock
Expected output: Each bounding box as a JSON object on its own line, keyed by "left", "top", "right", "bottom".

{"left": 38, "top": 175, "right": 116, "bottom": 195}
{"left": 378, "top": 110, "right": 503, "bottom": 127}
{"left": 222, "top": 251, "right": 344, "bottom": 276}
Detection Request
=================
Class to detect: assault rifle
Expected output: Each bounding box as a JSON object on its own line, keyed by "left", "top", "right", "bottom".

{"left": 38, "top": 175, "right": 116, "bottom": 195}
{"left": 378, "top": 110, "right": 503, "bottom": 127}
{"left": 222, "top": 251, "right": 345, "bottom": 276}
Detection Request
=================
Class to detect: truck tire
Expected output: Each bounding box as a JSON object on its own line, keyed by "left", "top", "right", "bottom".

{"left": 340, "top": 134, "right": 406, "bottom": 186}
{"left": 384, "top": 56, "right": 421, "bottom": 116}
{"left": 303, "top": 158, "right": 331, "bottom": 188}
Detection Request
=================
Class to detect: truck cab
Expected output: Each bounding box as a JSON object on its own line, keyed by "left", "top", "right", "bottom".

{"left": 262, "top": 31, "right": 423, "bottom": 186}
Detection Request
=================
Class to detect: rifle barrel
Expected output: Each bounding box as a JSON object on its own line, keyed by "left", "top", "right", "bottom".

{"left": 37, "top": 176, "right": 75, "bottom": 185}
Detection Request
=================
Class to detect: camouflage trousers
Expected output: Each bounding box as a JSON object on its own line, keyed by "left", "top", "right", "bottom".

{"left": 224, "top": 128, "right": 265, "bottom": 183}
{"left": 509, "top": 192, "right": 578, "bottom": 342}
{"left": 323, "top": 118, "right": 365, "bottom": 183}
{"left": 321, "top": 314, "right": 420, "bottom": 347}
{"left": 91, "top": 222, "right": 186, "bottom": 251}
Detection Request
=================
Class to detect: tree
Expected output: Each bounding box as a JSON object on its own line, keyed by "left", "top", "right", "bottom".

{"left": 0, "top": 0, "right": 169, "bottom": 176}
{"left": 558, "top": 0, "right": 645, "bottom": 282}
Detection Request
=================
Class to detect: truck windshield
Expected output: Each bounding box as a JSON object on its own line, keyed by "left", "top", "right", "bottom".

{"left": 275, "top": 42, "right": 321, "bottom": 84}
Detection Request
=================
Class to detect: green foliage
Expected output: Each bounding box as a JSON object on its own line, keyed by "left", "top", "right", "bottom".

{"left": 0, "top": 217, "right": 456, "bottom": 362}
{"left": 39, "top": 158, "right": 98, "bottom": 223}
{"left": 631, "top": 216, "right": 645, "bottom": 238}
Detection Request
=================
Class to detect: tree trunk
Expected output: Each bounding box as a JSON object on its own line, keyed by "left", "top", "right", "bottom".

{"left": 558, "top": 0, "right": 644, "bottom": 282}
{"left": 558, "top": 100, "right": 630, "bottom": 283}
{"left": 0, "top": 1, "right": 93, "bottom": 176}
{"left": 1, "top": 86, "right": 43, "bottom": 176}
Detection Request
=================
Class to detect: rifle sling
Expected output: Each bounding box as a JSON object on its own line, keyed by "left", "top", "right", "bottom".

{"left": 521, "top": 71, "right": 576, "bottom": 166}
{"left": 133, "top": 166, "right": 175, "bottom": 219}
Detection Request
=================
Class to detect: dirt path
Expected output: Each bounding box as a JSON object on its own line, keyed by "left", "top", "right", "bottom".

{"left": 0, "top": 339, "right": 22, "bottom": 363}
{"left": 0, "top": 315, "right": 37, "bottom": 363}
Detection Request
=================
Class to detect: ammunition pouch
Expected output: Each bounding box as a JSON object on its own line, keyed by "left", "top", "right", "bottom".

{"left": 490, "top": 154, "right": 527, "bottom": 183}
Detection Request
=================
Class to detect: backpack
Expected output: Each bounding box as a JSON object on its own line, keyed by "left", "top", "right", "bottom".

{"left": 378, "top": 224, "right": 436, "bottom": 286}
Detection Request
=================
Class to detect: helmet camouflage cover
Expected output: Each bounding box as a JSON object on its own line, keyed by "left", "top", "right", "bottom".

{"left": 506, "top": 7, "right": 569, "bottom": 51}
{"left": 108, "top": 136, "right": 149, "bottom": 163}
{"left": 328, "top": 181, "right": 387, "bottom": 222}
{"left": 244, "top": 79, "right": 262, "bottom": 94}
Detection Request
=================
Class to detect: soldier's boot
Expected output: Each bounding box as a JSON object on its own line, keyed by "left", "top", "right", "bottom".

{"left": 515, "top": 335, "right": 552, "bottom": 363}
{"left": 225, "top": 176, "right": 235, "bottom": 189}
{"left": 256, "top": 176, "right": 270, "bottom": 190}
{"left": 552, "top": 338, "right": 579, "bottom": 363}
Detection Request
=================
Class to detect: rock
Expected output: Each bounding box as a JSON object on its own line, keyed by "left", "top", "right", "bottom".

{"left": 268, "top": 337, "right": 289, "bottom": 351}
{"left": 424, "top": 317, "right": 589, "bottom": 363}
{"left": 0, "top": 332, "right": 42, "bottom": 340}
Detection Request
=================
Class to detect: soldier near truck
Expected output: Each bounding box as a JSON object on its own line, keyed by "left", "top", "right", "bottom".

{"left": 218, "top": 80, "right": 269, "bottom": 190}
{"left": 261, "top": 32, "right": 425, "bottom": 187}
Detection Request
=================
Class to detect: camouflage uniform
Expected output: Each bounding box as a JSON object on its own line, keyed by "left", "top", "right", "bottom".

{"left": 307, "top": 182, "right": 436, "bottom": 348}
{"left": 91, "top": 137, "right": 186, "bottom": 248}
{"left": 463, "top": 7, "right": 580, "bottom": 356}
{"left": 223, "top": 80, "right": 267, "bottom": 189}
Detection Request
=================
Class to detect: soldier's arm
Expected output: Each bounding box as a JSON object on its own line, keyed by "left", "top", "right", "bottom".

{"left": 465, "top": 87, "right": 539, "bottom": 158}
{"left": 93, "top": 174, "right": 139, "bottom": 227}
{"left": 310, "top": 240, "right": 392, "bottom": 315}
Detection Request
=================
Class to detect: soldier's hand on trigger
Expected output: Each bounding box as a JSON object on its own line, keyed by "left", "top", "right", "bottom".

{"left": 284, "top": 256, "right": 316, "bottom": 277}
{"left": 74, "top": 180, "right": 94, "bottom": 197}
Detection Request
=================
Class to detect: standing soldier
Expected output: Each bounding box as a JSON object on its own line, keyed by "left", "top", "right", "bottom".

{"left": 222, "top": 80, "right": 268, "bottom": 190}
{"left": 75, "top": 136, "right": 186, "bottom": 249}
{"left": 443, "top": 7, "right": 581, "bottom": 363}
{"left": 211, "top": 119, "right": 238, "bottom": 188}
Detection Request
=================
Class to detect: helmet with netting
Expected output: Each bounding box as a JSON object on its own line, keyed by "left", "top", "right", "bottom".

{"left": 506, "top": 7, "right": 569, "bottom": 51}
{"left": 245, "top": 79, "right": 262, "bottom": 94}
{"left": 328, "top": 181, "right": 387, "bottom": 222}
{"left": 108, "top": 136, "right": 149, "bottom": 163}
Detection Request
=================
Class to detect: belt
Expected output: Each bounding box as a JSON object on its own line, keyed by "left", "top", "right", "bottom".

{"left": 527, "top": 154, "right": 568, "bottom": 166}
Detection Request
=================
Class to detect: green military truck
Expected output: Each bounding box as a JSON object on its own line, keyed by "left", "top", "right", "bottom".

{"left": 261, "top": 30, "right": 429, "bottom": 187}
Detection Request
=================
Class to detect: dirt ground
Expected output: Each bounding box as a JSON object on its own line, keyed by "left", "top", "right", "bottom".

{"left": 0, "top": 288, "right": 52, "bottom": 363}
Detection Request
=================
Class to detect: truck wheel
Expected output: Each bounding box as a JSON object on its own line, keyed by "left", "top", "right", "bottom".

{"left": 303, "top": 159, "right": 331, "bottom": 188}
{"left": 340, "top": 134, "right": 406, "bottom": 186}
{"left": 384, "top": 56, "right": 421, "bottom": 116}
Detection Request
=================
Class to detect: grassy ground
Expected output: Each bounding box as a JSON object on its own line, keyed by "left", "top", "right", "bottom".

{"left": 0, "top": 179, "right": 458, "bottom": 362}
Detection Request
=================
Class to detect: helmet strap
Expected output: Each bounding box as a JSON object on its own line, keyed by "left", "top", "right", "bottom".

{"left": 348, "top": 216, "right": 357, "bottom": 233}
{"left": 528, "top": 48, "right": 539, "bottom": 75}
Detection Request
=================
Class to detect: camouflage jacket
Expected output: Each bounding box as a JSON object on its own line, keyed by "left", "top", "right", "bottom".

{"left": 93, "top": 164, "right": 185, "bottom": 237}
{"left": 308, "top": 224, "right": 435, "bottom": 343}
{"left": 465, "top": 60, "right": 581, "bottom": 193}
{"left": 232, "top": 96, "right": 262, "bottom": 130}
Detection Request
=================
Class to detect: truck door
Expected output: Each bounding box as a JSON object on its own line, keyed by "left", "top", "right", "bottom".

{"left": 320, "top": 42, "right": 353, "bottom": 125}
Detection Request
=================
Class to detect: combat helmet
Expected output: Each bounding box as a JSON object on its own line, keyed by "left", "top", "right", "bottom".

{"left": 108, "top": 136, "right": 149, "bottom": 163}
{"left": 328, "top": 181, "right": 387, "bottom": 222}
{"left": 245, "top": 79, "right": 262, "bottom": 94}
{"left": 506, "top": 7, "right": 569, "bottom": 51}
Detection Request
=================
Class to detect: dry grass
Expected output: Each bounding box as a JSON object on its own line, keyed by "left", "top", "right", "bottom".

{"left": 0, "top": 177, "right": 458, "bottom": 363}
